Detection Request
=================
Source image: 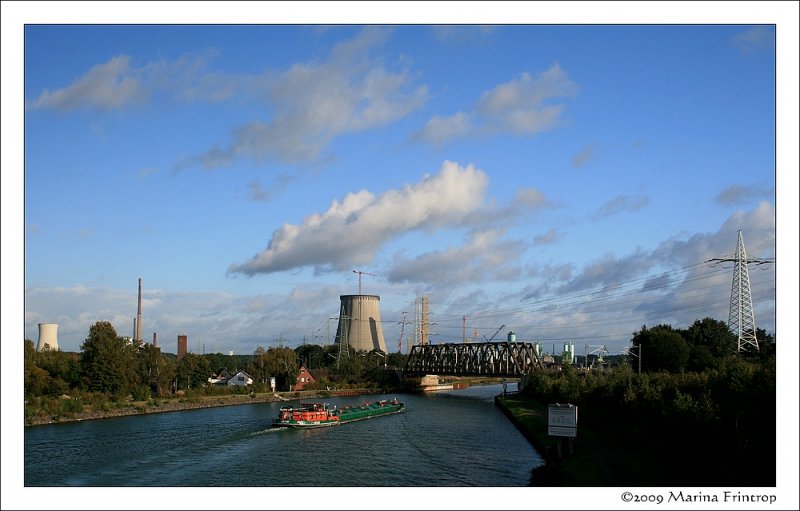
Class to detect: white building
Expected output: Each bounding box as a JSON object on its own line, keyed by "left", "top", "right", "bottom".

{"left": 227, "top": 371, "right": 253, "bottom": 387}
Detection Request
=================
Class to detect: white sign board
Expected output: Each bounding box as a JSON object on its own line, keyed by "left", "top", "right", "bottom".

{"left": 548, "top": 404, "right": 578, "bottom": 437}
{"left": 270, "top": 377, "right": 276, "bottom": 391}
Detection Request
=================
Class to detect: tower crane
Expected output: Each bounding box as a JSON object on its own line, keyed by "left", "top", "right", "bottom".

{"left": 484, "top": 324, "right": 506, "bottom": 343}
{"left": 352, "top": 269, "right": 376, "bottom": 295}
{"left": 397, "top": 311, "right": 409, "bottom": 353}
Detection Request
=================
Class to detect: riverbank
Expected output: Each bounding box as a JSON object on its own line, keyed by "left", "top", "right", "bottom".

{"left": 24, "top": 388, "right": 402, "bottom": 427}
{"left": 495, "top": 393, "right": 646, "bottom": 486}
{"left": 24, "top": 377, "right": 504, "bottom": 427}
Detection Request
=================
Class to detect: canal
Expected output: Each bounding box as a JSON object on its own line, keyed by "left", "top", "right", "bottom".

{"left": 24, "top": 383, "right": 542, "bottom": 490}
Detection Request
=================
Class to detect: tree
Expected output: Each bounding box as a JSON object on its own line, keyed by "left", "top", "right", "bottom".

{"left": 80, "top": 321, "right": 141, "bottom": 396}
{"left": 631, "top": 324, "right": 691, "bottom": 373}
{"left": 265, "top": 347, "right": 299, "bottom": 391}
{"left": 684, "top": 317, "right": 737, "bottom": 357}
{"left": 295, "top": 343, "right": 326, "bottom": 370}
{"left": 683, "top": 317, "right": 737, "bottom": 371}
{"left": 249, "top": 346, "right": 270, "bottom": 385}
{"left": 175, "top": 353, "right": 211, "bottom": 390}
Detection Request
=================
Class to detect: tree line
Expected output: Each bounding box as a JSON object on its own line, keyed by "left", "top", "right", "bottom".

{"left": 25, "top": 320, "right": 408, "bottom": 406}
{"left": 523, "top": 317, "right": 777, "bottom": 486}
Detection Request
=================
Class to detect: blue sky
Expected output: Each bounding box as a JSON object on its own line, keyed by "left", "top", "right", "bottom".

{"left": 13, "top": 18, "right": 789, "bottom": 358}
{"left": 3, "top": 2, "right": 798, "bottom": 508}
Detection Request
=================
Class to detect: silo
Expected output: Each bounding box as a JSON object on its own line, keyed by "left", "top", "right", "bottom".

{"left": 335, "top": 295, "right": 387, "bottom": 352}
{"left": 507, "top": 331, "right": 516, "bottom": 343}
{"left": 37, "top": 323, "right": 59, "bottom": 352}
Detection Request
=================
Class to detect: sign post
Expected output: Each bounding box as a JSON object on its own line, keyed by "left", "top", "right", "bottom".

{"left": 548, "top": 403, "right": 578, "bottom": 457}
{"left": 270, "top": 377, "right": 276, "bottom": 393}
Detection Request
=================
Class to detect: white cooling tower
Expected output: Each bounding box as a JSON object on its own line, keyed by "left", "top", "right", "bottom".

{"left": 37, "top": 323, "right": 59, "bottom": 352}
{"left": 335, "top": 295, "right": 387, "bottom": 352}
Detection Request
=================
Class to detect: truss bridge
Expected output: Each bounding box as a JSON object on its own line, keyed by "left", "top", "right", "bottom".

{"left": 404, "top": 341, "right": 545, "bottom": 377}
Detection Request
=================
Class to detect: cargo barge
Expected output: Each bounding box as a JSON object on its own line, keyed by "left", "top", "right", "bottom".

{"left": 271, "top": 398, "right": 405, "bottom": 429}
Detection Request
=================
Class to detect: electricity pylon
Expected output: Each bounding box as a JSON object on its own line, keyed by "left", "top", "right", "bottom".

{"left": 708, "top": 230, "right": 772, "bottom": 353}
{"left": 333, "top": 304, "right": 350, "bottom": 369}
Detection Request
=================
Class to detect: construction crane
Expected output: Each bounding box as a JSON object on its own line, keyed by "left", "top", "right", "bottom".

{"left": 397, "top": 311, "right": 410, "bottom": 353}
{"left": 352, "top": 269, "right": 376, "bottom": 295}
{"left": 484, "top": 324, "right": 506, "bottom": 343}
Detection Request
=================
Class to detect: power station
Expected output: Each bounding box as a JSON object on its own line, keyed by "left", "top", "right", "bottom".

{"left": 334, "top": 294, "right": 387, "bottom": 353}
{"left": 36, "top": 322, "right": 59, "bottom": 352}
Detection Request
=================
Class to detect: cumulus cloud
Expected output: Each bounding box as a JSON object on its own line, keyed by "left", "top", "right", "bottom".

{"left": 28, "top": 49, "right": 257, "bottom": 113}
{"left": 388, "top": 229, "right": 525, "bottom": 286}
{"left": 193, "top": 28, "right": 428, "bottom": 167}
{"left": 416, "top": 64, "right": 578, "bottom": 146}
{"left": 228, "top": 161, "right": 489, "bottom": 276}
{"left": 29, "top": 30, "right": 427, "bottom": 170}
{"left": 535, "top": 202, "right": 776, "bottom": 331}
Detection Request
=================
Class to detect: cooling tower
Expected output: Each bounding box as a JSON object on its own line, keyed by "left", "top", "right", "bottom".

{"left": 335, "top": 295, "right": 387, "bottom": 352}
{"left": 37, "top": 323, "right": 59, "bottom": 352}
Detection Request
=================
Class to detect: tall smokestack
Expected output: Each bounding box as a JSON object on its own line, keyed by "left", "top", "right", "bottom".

{"left": 153, "top": 332, "right": 158, "bottom": 348}
{"left": 136, "top": 277, "right": 143, "bottom": 342}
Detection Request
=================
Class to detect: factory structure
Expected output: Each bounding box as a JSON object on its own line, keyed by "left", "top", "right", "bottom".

{"left": 36, "top": 322, "right": 59, "bottom": 352}
{"left": 334, "top": 294, "right": 387, "bottom": 353}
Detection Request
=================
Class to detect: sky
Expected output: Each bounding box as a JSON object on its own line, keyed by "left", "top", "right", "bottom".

{"left": 3, "top": 2, "right": 799, "bottom": 509}
{"left": 15, "top": 18, "right": 786, "bottom": 358}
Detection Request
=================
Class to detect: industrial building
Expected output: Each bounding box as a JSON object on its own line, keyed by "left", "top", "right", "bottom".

{"left": 334, "top": 294, "right": 387, "bottom": 353}
{"left": 36, "top": 323, "right": 59, "bottom": 352}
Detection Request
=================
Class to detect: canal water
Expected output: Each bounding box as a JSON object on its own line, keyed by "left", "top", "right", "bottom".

{"left": 23, "top": 383, "right": 542, "bottom": 491}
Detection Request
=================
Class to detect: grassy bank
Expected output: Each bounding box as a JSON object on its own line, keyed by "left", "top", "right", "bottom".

{"left": 496, "top": 394, "right": 650, "bottom": 486}
{"left": 24, "top": 388, "right": 404, "bottom": 426}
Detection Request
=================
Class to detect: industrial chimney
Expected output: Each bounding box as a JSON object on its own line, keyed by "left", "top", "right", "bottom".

{"left": 136, "top": 277, "right": 143, "bottom": 343}
{"left": 335, "top": 295, "right": 387, "bottom": 352}
{"left": 37, "top": 323, "right": 59, "bottom": 352}
{"left": 177, "top": 334, "right": 188, "bottom": 359}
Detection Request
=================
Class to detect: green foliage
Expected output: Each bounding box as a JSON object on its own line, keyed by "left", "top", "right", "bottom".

{"left": 522, "top": 353, "right": 775, "bottom": 485}
{"left": 265, "top": 347, "right": 299, "bottom": 391}
{"left": 175, "top": 353, "right": 212, "bottom": 390}
{"left": 684, "top": 317, "right": 737, "bottom": 358}
{"left": 80, "top": 321, "right": 140, "bottom": 396}
{"left": 131, "top": 385, "right": 152, "bottom": 401}
{"left": 631, "top": 324, "right": 691, "bottom": 372}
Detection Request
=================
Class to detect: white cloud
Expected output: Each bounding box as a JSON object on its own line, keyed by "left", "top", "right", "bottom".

{"left": 23, "top": 204, "right": 776, "bottom": 355}
{"left": 195, "top": 28, "right": 428, "bottom": 167}
{"left": 388, "top": 229, "right": 525, "bottom": 286}
{"left": 28, "top": 30, "right": 427, "bottom": 170}
{"left": 228, "top": 160, "right": 489, "bottom": 276}
{"left": 571, "top": 144, "right": 597, "bottom": 168}
{"left": 29, "top": 56, "right": 144, "bottom": 111}
{"left": 416, "top": 63, "right": 577, "bottom": 145}
{"left": 28, "top": 49, "right": 250, "bottom": 113}
{"left": 715, "top": 183, "right": 774, "bottom": 205}
{"left": 416, "top": 112, "right": 471, "bottom": 146}
{"left": 591, "top": 194, "right": 649, "bottom": 220}
{"left": 731, "top": 26, "right": 775, "bottom": 54}
{"left": 533, "top": 228, "right": 565, "bottom": 246}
